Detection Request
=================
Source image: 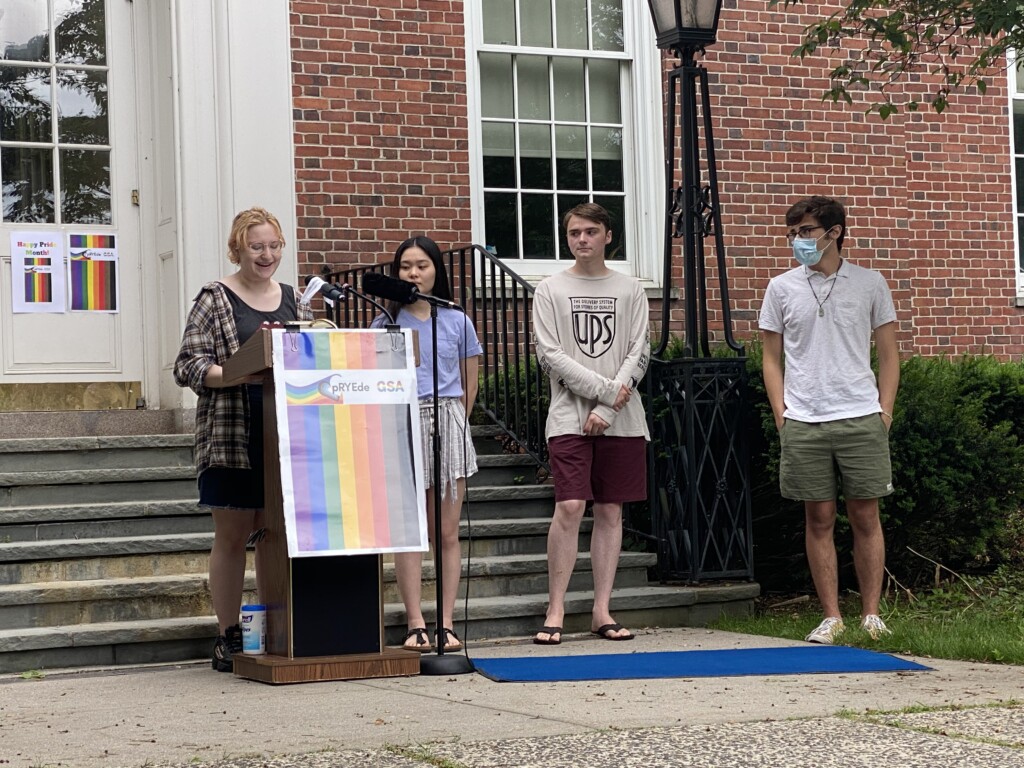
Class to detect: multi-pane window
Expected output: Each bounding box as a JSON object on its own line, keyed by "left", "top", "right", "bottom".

{"left": 0, "top": 0, "right": 111, "bottom": 225}
{"left": 478, "top": 0, "right": 629, "bottom": 262}
{"left": 1012, "top": 58, "right": 1024, "bottom": 293}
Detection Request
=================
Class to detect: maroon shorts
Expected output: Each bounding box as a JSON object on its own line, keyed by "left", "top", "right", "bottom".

{"left": 547, "top": 435, "right": 648, "bottom": 503}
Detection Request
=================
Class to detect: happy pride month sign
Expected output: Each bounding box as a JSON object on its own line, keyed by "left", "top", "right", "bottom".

{"left": 10, "top": 232, "right": 65, "bottom": 313}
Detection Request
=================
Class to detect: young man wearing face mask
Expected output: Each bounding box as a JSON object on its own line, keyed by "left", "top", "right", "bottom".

{"left": 758, "top": 195, "right": 900, "bottom": 645}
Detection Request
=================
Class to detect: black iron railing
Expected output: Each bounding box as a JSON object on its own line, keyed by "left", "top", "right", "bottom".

{"left": 646, "top": 357, "right": 753, "bottom": 581}
{"left": 317, "top": 246, "right": 549, "bottom": 469}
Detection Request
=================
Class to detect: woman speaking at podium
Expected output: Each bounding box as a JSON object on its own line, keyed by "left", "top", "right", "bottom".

{"left": 371, "top": 236, "right": 482, "bottom": 653}
{"left": 173, "top": 207, "right": 312, "bottom": 672}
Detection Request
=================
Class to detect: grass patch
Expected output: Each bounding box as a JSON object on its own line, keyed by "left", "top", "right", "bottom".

{"left": 710, "top": 565, "right": 1024, "bottom": 665}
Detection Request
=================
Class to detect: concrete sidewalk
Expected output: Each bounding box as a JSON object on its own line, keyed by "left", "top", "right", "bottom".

{"left": 1, "top": 627, "right": 1021, "bottom": 768}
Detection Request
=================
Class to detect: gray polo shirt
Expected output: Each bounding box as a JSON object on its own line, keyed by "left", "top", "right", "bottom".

{"left": 759, "top": 259, "right": 896, "bottom": 423}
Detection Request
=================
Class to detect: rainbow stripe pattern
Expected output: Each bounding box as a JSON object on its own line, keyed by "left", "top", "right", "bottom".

{"left": 69, "top": 234, "right": 115, "bottom": 249}
{"left": 284, "top": 380, "right": 342, "bottom": 406}
{"left": 24, "top": 269, "right": 52, "bottom": 302}
{"left": 69, "top": 253, "right": 117, "bottom": 311}
{"left": 275, "top": 329, "right": 425, "bottom": 556}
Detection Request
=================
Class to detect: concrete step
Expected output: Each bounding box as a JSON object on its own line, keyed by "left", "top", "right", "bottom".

{"left": 0, "top": 474, "right": 198, "bottom": 508}
{"left": 383, "top": 550, "right": 655, "bottom": 603}
{"left": 468, "top": 454, "right": 545, "bottom": 487}
{"left": 0, "top": 435, "right": 194, "bottom": 472}
{"left": 0, "top": 551, "right": 656, "bottom": 628}
{"left": 0, "top": 490, "right": 549, "bottom": 536}
{"left": 0, "top": 536, "right": 216, "bottom": 585}
{"left": 0, "top": 574, "right": 255, "bottom": 628}
{"left": 0, "top": 515, "right": 579, "bottom": 576}
{"left": 0, "top": 499, "right": 202, "bottom": 526}
{"left": 1, "top": 514, "right": 212, "bottom": 543}
{"left": 0, "top": 582, "right": 759, "bottom": 673}
{"left": 463, "top": 484, "right": 553, "bottom": 517}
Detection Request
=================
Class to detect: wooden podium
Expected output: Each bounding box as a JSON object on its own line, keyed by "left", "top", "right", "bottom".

{"left": 222, "top": 327, "right": 420, "bottom": 684}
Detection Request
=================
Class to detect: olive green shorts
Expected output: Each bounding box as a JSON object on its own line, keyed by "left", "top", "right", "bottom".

{"left": 779, "top": 414, "right": 894, "bottom": 501}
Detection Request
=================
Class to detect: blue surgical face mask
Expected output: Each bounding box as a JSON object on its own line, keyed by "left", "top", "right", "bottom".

{"left": 792, "top": 234, "right": 825, "bottom": 267}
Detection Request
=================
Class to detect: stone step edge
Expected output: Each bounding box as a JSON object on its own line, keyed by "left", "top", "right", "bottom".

{"left": 0, "top": 435, "right": 195, "bottom": 453}
{"left": 0, "top": 499, "right": 203, "bottom": 525}
{"left": 0, "top": 516, "right": 580, "bottom": 561}
{"left": 0, "top": 467, "right": 196, "bottom": 488}
{"left": 0, "top": 484, "right": 553, "bottom": 524}
{"left": 0, "top": 426, "right": 504, "bottom": 454}
{"left": 0, "top": 584, "right": 759, "bottom": 651}
{"left": 0, "top": 551, "right": 657, "bottom": 606}
{"left": 0, "top": 454, "right": 537, "bottom": 489}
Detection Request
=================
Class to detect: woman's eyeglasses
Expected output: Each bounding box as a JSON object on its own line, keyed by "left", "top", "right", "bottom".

{"left": 248, "top": 242, "right": 283, "bottom": 255}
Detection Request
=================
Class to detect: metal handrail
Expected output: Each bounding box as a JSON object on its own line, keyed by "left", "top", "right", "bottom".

{"left": 317, "top": 246, "right": 549, "bottom": 469}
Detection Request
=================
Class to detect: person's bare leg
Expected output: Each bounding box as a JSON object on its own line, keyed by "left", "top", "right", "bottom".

{"left": 846, "top": 497, "right": 886, "bottom": 617}
{"left": 209, "top": 508, "right": 257, "bottom": 634}
{"left": 536, "top": 499, "right": 586, "bottom": 643}
{"left": 395, "top": 493, "right": 428, "bottom": 649}
{"left": 437, "top": 479, "right": 465, "bottom": 649}
{"left": 805, "top": 499, "right": 841, "bottom": 618}
{"left": 589, "top": 501, "right": 630, "bottom": 637}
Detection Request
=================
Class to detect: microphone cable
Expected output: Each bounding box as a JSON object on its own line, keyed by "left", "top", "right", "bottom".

{"left": 456, "top": 306, "right": 474, "bottom": 664}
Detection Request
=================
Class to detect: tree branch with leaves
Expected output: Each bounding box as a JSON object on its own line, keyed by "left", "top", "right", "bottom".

{"left": 778, "top": 0, "right": 1019, "bottom": 117}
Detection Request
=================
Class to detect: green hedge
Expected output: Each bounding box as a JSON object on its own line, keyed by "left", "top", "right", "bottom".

{"left": 482, "top": 344, "right": 1024, "bottom": 590}
{"left": 745, "top": 343, "right": 1024, "bottom": 590}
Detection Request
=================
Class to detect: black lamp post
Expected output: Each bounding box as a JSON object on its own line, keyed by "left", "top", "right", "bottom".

{"left": 643, "top": 0, "right": 753, "bottom": 583}
{"left": 646, "top": 0, "right": 740, "bottom": 358}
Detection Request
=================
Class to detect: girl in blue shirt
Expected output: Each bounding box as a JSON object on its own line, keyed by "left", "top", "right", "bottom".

{"left": 372, "top": 236, "right": 482, "bottom": 651}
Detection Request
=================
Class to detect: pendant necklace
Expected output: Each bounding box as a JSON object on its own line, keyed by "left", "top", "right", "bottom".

{"left": 807, "top": 261, "right": 841, "bottom": 317}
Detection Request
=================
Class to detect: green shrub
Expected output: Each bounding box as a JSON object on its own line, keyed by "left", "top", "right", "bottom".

{"left": 746, "top": 349, "right": 1024, "bottom": 590}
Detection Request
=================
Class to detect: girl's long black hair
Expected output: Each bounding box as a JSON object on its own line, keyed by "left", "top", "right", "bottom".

{"left": 386, "top": 235, "right": 452, "bottom": 322}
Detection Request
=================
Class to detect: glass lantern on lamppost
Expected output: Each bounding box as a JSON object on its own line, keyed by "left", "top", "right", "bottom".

{"left": 643, "top": 0, "right": 752, "bottom": 584}
{"left": 648, "top": 0, "right": 722, "bottom": 61}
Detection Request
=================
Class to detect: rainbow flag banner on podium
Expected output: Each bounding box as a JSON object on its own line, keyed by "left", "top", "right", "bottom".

{"left": 272, "top": 328, "right": 427, "bottom": 557}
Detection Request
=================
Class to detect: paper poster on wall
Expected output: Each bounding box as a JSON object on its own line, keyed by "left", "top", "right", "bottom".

{"left": 67, "top": 234, "right": 119, "bottom": 312}
{"left": 10, "top": 232, "right": 66, "bottom": 313}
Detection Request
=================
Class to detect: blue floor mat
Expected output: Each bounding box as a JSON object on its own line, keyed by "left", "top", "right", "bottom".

{"left": 473, "top": 645, "right": 932, "bottom": 682}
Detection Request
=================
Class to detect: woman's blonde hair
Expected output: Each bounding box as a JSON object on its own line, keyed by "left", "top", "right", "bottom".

{"left": 226, "top": 207, "right": 285, "bottom": 264}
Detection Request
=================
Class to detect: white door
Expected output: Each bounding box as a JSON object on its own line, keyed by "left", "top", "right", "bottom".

{"left": 0, "top": 0, "right": 144, "bottom": 398}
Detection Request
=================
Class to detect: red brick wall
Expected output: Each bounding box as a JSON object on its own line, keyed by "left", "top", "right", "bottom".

{"left": 708, "top": 2, "right": 1021, "bottom": 357}
{"left": 290, "top": 0, "right": 471, "bottom": 276}
{"left": 289, "top": 1, "right": 1023, "bottom": 358}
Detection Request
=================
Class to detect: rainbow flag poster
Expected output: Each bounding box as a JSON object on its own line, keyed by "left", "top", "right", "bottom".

{"left": 67, "top": 233, "right": 118, "bottom": 312}
{"left": 272, "top": 328, "right": 427, "bottom": 557}
{"left": 10, "top": 231, "right": 65, "bottom": 313}
{"left": 24, "top": 268, "right": 53, "bottom": 303}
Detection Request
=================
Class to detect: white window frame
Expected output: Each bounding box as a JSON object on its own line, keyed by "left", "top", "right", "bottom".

{"left": 1008, "top": 49, "right": 1024, "bottom": 299}
{"left": 464, "top": 2, "right": 665, "bottom": 285}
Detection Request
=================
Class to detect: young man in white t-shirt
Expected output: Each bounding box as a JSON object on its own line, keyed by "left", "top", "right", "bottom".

{"left": 759, "top": 195, "right": 900, "bottom": 644}
{"left": 531, "top": 203, "right": 650, "bottom": 645}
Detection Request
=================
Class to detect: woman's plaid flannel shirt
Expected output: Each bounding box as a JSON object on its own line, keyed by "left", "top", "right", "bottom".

{"left": 173, "top": 282, "right": 312, "bottom": 475}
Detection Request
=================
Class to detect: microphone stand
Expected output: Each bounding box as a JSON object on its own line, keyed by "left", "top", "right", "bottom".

{"left": 419, "top": 297, "right": 474, "bottom": 676}
{"left": 343, "top": 284, "right": 397, "bottom": 327}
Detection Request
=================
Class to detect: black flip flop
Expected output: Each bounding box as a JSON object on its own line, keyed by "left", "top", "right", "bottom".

{"left": 402, "top": 627, "right": 433, "bottom": 653}
{"left": 592, "top": 623, "right": 634, "bottom": 641}
{"left": 533, "top": 625, "right": 563, "bottom": 645}
{"left": 436, "top": 627, "right": 463, "bottom": 651}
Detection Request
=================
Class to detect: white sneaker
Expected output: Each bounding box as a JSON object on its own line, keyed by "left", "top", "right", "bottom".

{"left": 860, "top": 614, "right": 892, "bottom": 639}
{"left": 805, "top": 616, "right": 845, "bottom": 644}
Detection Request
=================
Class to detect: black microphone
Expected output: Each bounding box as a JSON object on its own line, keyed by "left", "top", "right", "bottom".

{"left": 303, "top": 275, "right": 346, "bottom": 303}
{"left": 362, "top": 271, "right": 462, "bottom": 311}
{"left": 361, "top": 271, "right": 417, "bottom": 304}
